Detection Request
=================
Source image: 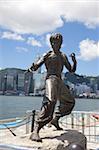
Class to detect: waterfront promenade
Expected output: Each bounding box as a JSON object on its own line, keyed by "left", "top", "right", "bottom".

{"left": 0, "top": 111, "right": 99, "bottom": 149}
{"left": 0, "top": 124, "right": 87, "bottom": 150}
{"left": 0, "top": 123, "right": 98, "bottom": 149}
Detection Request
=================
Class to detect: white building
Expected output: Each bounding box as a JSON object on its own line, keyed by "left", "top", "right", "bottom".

{"left": 33, "top": 72, "right": 46, "bottom": 95}
{"left": 75, "top": 83, "right": 91, "bottom": 96}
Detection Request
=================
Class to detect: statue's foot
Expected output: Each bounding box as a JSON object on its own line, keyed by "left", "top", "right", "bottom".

{"left": 51, "top": 120, "right": 63, "bottom": 130}
{"left": 30, "top": 132, "right": 42, "bottom": 142}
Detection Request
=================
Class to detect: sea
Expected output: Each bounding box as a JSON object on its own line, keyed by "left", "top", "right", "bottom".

{"left": 0, "top": 95, "right": 99, "bottom": 120}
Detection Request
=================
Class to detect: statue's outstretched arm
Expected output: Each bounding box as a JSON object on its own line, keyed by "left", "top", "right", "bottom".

{"left": 63, "top": 53, "right": 77, "bottom": 73}
{"left": 27, "top": 51, "right": 51, "bottom": 73}
{"left": 27, "top": 57, "right": 44, "bottom": 72}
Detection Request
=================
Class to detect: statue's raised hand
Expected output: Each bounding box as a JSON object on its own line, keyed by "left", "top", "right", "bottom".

{"left": 70, "top": 53, "right": 76, "bottom": 63}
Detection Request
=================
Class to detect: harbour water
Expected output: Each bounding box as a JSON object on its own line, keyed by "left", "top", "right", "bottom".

{"left": 0, "top": 95, "right": 99, "bottom": 120}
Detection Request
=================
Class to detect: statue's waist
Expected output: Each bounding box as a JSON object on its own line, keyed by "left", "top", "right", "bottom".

{"left": 46, "top": 73, "right": 61, "bottom": 79}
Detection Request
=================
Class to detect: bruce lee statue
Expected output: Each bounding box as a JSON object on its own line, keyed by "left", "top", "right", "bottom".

{"left": 26, "top": 33, "right": 77, "bottom": 142}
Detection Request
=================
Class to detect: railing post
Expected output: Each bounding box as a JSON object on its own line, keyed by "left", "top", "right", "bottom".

{"left": 31, "top": 110, "right": 35, "bottom": 132}
{"left": 94, "top": 115, "right": 96, "bottom": 142}
{"left": 71, "top": 113, "right": 74, "bottom": 129}
{"left": 88, "top": 114, "right": 91, "bottom": 141}
{"left": 26, "top": 110, "right": 31, "bottom": 134}
{"left": 81, "top": 113, "right": 85, "bottom": 134}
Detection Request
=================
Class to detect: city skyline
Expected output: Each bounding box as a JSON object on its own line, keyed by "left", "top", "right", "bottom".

{"left": 0, "top": 0, "right": 99, "bottom": 76}
{"left": 0, "top": 68, "right": 99, "bottom": 98}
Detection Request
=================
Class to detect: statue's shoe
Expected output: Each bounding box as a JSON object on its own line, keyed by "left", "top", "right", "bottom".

{"left": 51, "top": 120, "right": 63, "bottom": 130}
{"left": 30, "top": 132, "right": 42, "bottom": 142}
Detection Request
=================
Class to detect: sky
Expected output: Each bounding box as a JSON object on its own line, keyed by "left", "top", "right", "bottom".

{"left": 0, "top": 0, "right": 99, "bottom": 76}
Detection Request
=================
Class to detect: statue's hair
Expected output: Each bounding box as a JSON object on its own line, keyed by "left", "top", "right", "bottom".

{"left": 50, "top": 33, "right": 63, "bottom": 45}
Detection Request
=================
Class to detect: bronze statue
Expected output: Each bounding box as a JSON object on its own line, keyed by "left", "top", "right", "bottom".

{"left": 27, "top": 33, "right": 77, "bottom": 142}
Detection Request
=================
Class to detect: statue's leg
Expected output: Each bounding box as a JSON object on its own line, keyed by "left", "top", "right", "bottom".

{"left": 30, "top": 99, "right": 56, "bottom": 142}
{"left": 50, "top": 78, "right": 63, "bottom": 130}
{"left": 50, "top": 114, "right": 63, "bottom": 130}
{"left": 51, "top": 81, "right": 75, "bottom": 130}
{"left": 30, "top": 77, "right": 57, "bottom": 142}
{"left": 30, "top": 120, "right": 43, "bottom": 142}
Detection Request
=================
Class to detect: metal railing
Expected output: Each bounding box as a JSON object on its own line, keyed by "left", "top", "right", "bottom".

{"left": 0, "top": 111, "right": 33, "bottom": 137}
{"left": 24, "top": 110, "right": 99, "bottom": 143}
{"left": 0, "top": 110, "right": 99, "bottom": 144}
{"left": 60, "top": 111, "right": 99, "bottom": 143}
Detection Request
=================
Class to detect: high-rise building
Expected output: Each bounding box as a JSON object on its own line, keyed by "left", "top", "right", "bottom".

{"left": 7, "top": 75, "right": 14, "bottom": 90}
{"left": 17, "top": 73, "right": 24, "bottom": 92}
{"left": 24, "top": 72, "right": 34, "bottom": 95}
{"left": 33, "top": 72, "right": 45, "bottom": 95}
{"left": 2, "top": 74, "right": 7, "bottom": 94}
{"left": 0, "top": 75, "right": 2, "bottom": 91}
{"left": 13, "top": 75, "right": 18, "bottom": 91}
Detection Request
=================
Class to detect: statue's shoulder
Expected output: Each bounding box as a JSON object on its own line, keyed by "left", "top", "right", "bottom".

{"left": 47, "top": 50, "right": 52, "bottom": 55}
{"left": 60, "top": 51, "right": 67, "bottom": 58}
{"left": 43, "top": 50, "right": 52, "bottom": 55}
{"left": 60, "top": 52, "right": 68, "bottom": 63}
{"left": 43, "top": 50, "right": 52, "bottom": 60}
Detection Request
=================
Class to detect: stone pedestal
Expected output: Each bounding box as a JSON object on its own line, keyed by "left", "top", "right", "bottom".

{"left": 0, "top": 126, "right": 87, "bottom": 150}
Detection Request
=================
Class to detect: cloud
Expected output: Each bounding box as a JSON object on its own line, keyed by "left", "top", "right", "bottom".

{"left": 46, "top": 33, "right": 51, "bottom": 47}
{"left": 16, "top": 47, "right": 28, "bottom": 52}
{"left": 77, "top": 39, "right": 99, "bottom": 61}
{"left": 1, "top": 31, "right": 24, "bottom": 41}
{"left": 0, "top": 0, "right": 98, "bottom": 35}
{"left": 62, "top": 1, "right": 99, "bottom": 29}
{"left": 27, "top": 37, "right": 42, "bottom": 47}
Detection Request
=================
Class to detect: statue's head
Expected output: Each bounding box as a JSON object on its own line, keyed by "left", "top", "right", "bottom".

{"left": 50, "top": 33, "right": 63, "bottom": 52}
{"left": 68, "top": 143, "right": 84, "bottom": 150}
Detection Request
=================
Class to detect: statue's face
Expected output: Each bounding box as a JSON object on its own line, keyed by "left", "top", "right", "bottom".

{"left": 50, "top": 33, "right": 63, "bottom": 53}
{"left": 51, "top": 41, "right": 61, "bottom": 53}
